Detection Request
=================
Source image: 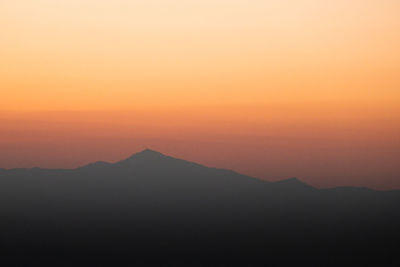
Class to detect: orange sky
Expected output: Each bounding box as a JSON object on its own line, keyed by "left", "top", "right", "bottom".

{"left": 1, "top": 0, "right": 400, "bottom": 189}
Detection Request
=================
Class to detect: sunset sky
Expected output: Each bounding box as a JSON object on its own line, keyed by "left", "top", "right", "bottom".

{"left": 1, "top": 0, "right": 399, "bottom": 189}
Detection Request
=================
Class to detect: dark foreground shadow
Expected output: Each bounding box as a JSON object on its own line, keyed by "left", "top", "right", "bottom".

{"left": 1, "top": 150, "right": 399, "bottom": 266}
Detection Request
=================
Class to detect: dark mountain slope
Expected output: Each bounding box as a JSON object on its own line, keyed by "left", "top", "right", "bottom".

{"left": 0, "top": 149, "right": 399, "bottom": 266}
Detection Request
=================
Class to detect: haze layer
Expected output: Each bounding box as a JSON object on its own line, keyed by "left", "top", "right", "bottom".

{"left": 1, "top": 0, "right": 399, "bottom": 189}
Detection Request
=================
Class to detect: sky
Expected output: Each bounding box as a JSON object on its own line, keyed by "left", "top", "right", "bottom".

{"left": 1, "top": 0, "right": 399, "bottom": 189}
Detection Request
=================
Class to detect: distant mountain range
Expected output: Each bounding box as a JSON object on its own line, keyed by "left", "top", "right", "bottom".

{"left": 0, "top": 148, "right": 388, "bottom": 191}
{"left": 1, "top": 149, "right": 399, "bottom": 266}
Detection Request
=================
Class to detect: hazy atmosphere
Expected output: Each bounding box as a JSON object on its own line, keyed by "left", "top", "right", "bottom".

{"left": 1, "top": 0, "right": 400, "bottom": 189}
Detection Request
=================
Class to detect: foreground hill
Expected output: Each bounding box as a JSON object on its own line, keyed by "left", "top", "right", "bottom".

{"left": 0, "top": 149, "right": 399, "bottom": 266}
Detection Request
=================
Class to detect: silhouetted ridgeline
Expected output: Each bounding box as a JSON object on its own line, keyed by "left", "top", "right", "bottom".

{"left": 0, "top": 149, "right": 399, "bottom": 266}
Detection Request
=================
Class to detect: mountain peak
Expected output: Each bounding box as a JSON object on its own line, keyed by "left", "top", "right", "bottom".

{"left": 123, "top": 149, "right": 166, "bottom": 161}
{"left": 137, "top": 149, "right": 164, "bottom": 155}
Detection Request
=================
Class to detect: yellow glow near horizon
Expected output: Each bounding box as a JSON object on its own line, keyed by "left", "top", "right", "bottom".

{"left": 1, "top": 0, "right": 399, "bottom": 110}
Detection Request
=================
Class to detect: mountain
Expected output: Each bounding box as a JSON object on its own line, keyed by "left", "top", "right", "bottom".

{"left": 273, "top": 177, "right": 315, "bottom": 191}
{"left": 0, "top": 149, "right": 399, "bottom": 266}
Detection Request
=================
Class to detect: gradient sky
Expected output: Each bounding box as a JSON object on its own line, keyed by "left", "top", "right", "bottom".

{"left": 1, "top": 0, "right": 400, "bottom": 189}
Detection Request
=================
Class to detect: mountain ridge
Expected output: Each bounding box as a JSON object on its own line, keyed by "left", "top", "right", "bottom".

{"left": 0, "top": 149, "right": 399, "bottom": 266}
{"left": 0, "top": 148, "right": 394, "bottom": 191}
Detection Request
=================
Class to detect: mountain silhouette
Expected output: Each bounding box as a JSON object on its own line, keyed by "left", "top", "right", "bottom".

{"left": 0, "top": 149, "right": 399, "bottom": 266}
{"left": 273, "top": 177, "right": 315, "bottom": 190}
